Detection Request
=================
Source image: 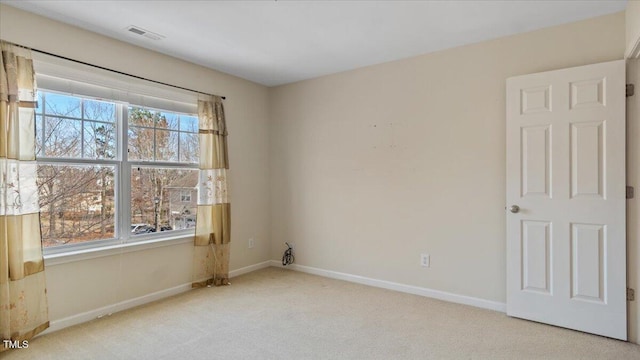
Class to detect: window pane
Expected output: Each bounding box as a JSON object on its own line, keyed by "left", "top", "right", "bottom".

{"left": 127, "top": 107, "right": 198, "bottom": 163}
{"left": 129, "top": 107, "right": 161, "bottom": 127}
{"left": 44, "top": 117, "right": 82, "bottom": 158}
{"left": 84, "top": 121, "right": 116, "bottom": 159}
{"left": 44, "top": 92, "right": 82, "bottom": 118}
{"left": 130, "top": 167, "right": 198, "bottom": 234}
{"left": 35, "top": 114, "right": 43, "bottom": 156}
{"left": 179, "top": 132, "right": 199, "bottom": 163}
{"left": 37, "top": 164, "right": 116, "bottom": 247}
{"left": 37, "top": 92, "right": 119, "bottom": 161}
{"left": 128, "top": 126, "right": 155, "bottom": 161}
{"left": 84, "top": 99, "right": 116, "bottom": 122}
{"left": 161, "top": 112, "right": 179, "bottom": 130}
{"left": 155, "top": 130, "right": 178, "bottom": 162}
{"left": 179, "top": 115, "right": 198, "bottom": 132}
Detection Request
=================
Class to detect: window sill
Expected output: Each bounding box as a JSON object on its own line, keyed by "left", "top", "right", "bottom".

{"left": 44, "top": 234, "right": 194, "bottom": 267}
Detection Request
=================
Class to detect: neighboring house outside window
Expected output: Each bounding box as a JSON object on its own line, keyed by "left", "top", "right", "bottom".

{"left": 168, "top": 188, "right": 197, "bottom": 230}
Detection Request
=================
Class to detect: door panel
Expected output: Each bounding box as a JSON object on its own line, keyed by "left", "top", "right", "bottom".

{"left": 570, "top": 121, "right": 605, "bottom": 199}
{"left": 506, "top": 60, "right": 626, "bottom": 340}
{"left": 522, "top": 125, "right": 551, "bottom": 198}
{"left": 570, "top": 223, "right": 605, "bottom": 302}
{"left": 522, "top": 220, "right": 551, "bottom": 294}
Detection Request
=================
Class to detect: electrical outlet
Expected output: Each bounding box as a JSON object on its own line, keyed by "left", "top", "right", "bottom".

{"left": 248, "top": 238, "right": 255, "bottom": 248}
{"left": 420, "top": 253, "right": 430, "bottom": 267}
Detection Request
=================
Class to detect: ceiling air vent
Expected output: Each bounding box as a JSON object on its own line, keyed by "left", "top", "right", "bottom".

{"left": 125, "top": 25, "right": 165, "bottom": 41}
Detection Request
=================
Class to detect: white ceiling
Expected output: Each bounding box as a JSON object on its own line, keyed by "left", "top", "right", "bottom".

{"left": 2, "top": 0, "right": 628, "bottom": 86}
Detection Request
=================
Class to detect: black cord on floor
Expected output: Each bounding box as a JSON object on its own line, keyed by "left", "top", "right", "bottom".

{"left": 282, "top": 242, "right": 294, "bottom": 266}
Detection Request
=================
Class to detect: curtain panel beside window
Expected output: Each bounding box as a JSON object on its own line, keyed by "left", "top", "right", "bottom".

{"left": 0, "top": 41, "right": 49, "bottom": 351}
{"left": 193, "top": 96, "right": 230, "bottom": 287}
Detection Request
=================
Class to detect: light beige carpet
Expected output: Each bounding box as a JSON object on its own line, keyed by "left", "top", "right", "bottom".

{"left": 3, "top": 267, "right": 639, "bottom": 359}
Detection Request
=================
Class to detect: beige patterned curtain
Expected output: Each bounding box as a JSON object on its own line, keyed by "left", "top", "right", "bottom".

{"left": 193, "top": 96, "right": 230, "bottom": 287}
{"left": 0, "top": 41, "right": 49, "bottom": 351}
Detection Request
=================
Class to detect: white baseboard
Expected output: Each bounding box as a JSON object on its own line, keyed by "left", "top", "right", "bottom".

{"left": 42, "top": 260, "right": 272, "bottom": 336}
{"left": 270, "top": 260, "right": 506, "bottom": 313}
{"left": 229, "top": 260, "right": 272, "bottom": 278}
{"left": 42, "top": 282, "right": 192, "bottom": 335}
{"left": 40, "top": 259, "right": 505, "bottom": 337}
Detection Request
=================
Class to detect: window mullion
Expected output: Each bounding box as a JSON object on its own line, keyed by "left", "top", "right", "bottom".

{"left": 177, "top": 115, "right": 181, "bottom": 162}
{"left": 80, "top": 98, "right": 85, "bottom": 159}
{"left": 40, "top": 92, "right": 45, "bottom": 157}
{"left": 120, "top": 105, "right": 131, "bottom": 242}
{"left": 128, "top": 161, "right": 198, "bottom": 169}
{"left": 36, "top": 157, "right": 119, "bottom": 166}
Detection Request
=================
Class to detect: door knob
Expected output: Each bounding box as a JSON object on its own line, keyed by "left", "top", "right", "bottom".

{"left": 509, "top": 205, "right": 520, "bottom": 213}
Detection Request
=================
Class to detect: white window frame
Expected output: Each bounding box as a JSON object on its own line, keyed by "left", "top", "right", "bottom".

{"left": 34, "top": 54, "right": 201, "bottom": 257}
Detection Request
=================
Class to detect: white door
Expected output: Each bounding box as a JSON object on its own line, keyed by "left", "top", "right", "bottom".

{"left": 506, "top": 60, "right": 627, "bottom": 340}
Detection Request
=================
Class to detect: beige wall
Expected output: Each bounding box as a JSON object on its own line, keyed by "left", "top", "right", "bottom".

{"left": 627, "top": 1, "right": 640, "bottom": 57}
{"left": 627, "top": 58, "right": 640, "bottom": 344}
{"left": 0, "top": 4, "right": 271, "bottom": 326}
{"left": 269, "top": 11, "right": 625, "bottom": 311}
{"left": 44, "top": 242, "right": 193, "bottom": 322}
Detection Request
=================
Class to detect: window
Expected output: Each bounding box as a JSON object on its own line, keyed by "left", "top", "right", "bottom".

{"left": 35, "top": 90, "right": 199, "bottom": 250}
{"left": 180, "top": 190, "right": 192, "bottom": 203}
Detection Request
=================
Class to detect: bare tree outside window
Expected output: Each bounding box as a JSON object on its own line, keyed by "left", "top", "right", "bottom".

{"left": 37, "top": 164, "right": 115, "bottom": 246}
{"left": 35, "top": 91, "right": 198, "bottom": 247}
{"left": 36, "top": 92, "right": 117, "bottom": 247}
{"left": 128, "top": 107, "right": 198, "bottom": 233}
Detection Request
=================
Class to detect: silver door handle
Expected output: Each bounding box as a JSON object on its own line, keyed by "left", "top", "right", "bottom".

{"left": 509, "top": 205, "right": 520, "bottom": 213}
